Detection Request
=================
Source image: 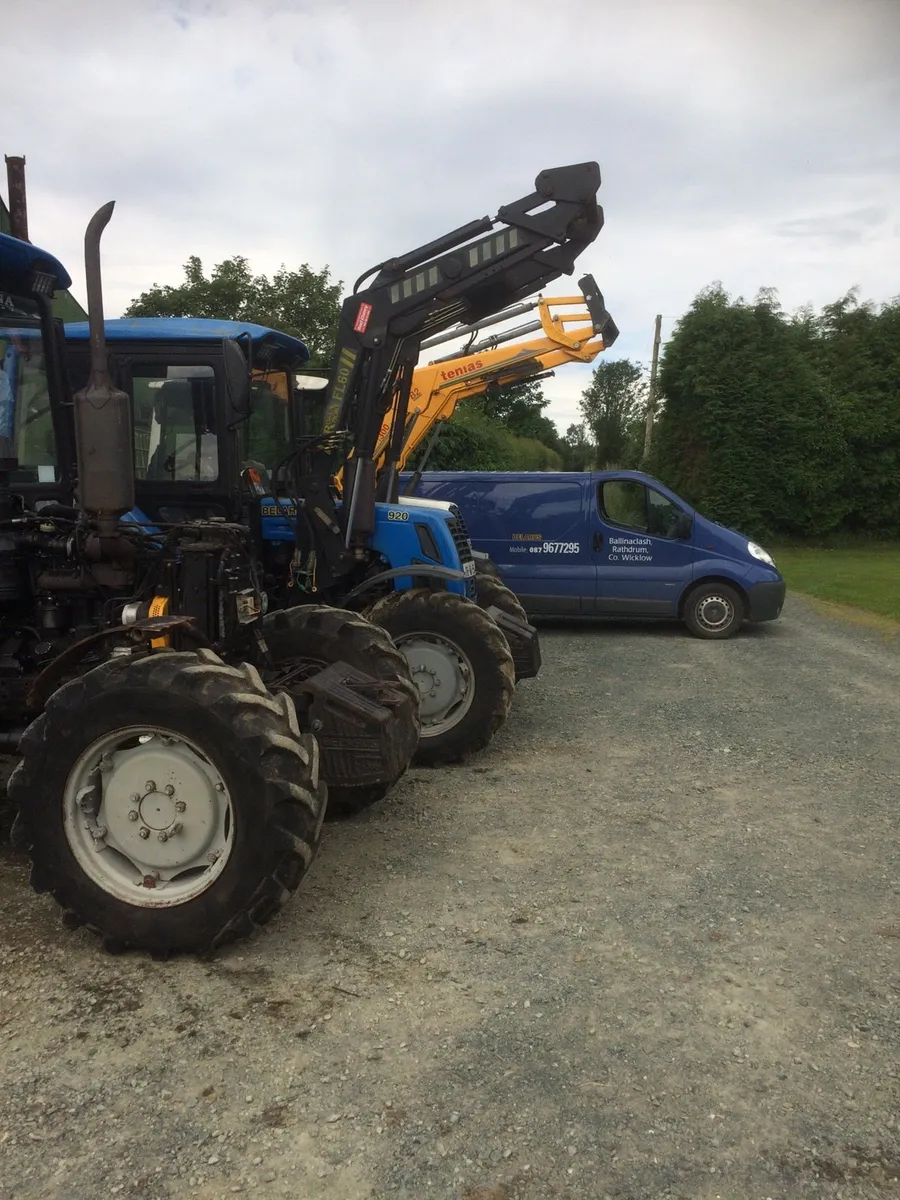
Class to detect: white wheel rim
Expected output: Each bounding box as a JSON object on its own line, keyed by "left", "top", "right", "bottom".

{"left": 393, "top": 633, "right": 475, "bottom": 738}
{"left": 695, "top": 594, "right": 734, "bottom": 632}
{"left": 63, "top": 725, "right": 235, "bottom": 908}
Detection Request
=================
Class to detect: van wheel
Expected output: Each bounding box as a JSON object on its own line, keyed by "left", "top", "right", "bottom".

{"left": 683, "top": 583, "right": 745, "bottom": 639}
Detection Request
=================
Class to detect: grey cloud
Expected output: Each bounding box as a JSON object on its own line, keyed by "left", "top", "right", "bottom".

{"left": 4, "top": 0, "right": 900, "bottom": 434}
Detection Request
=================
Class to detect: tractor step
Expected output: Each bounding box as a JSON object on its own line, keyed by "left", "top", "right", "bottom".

{"left": 485, "top": 607, "right": 542, "bottom": 680}
{"left": 294, "top": 660, "right": 417, "bottom": 789}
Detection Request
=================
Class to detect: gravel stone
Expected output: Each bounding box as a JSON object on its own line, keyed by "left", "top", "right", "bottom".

{"left": 0, "top": 597, "right": 897, "bottom": 1198}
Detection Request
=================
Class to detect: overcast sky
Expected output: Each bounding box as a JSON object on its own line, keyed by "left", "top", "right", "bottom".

{"left": 5, "top": 0, "right": 899, "bottom": 431}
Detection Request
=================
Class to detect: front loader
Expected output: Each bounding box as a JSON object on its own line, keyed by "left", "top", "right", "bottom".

{"left": 286, "top": 162, "right": 606, "bottom": 758}
{"left": 0, "top": 207, "right": 350, "bottom": 953}
{"left": 334, "top": 274, "right": 618, "bottom": 666}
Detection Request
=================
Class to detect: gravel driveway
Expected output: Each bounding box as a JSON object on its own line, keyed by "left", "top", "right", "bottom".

{"left": 1, "top": 597, "right": 898, "bottom": 1200}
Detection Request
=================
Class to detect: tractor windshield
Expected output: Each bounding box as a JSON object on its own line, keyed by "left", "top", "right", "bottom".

{"left": 0, "top": 294, "right": 60, "bottom": 483}
{"left": 242, "top": 369, "right": 293, "bottom": 477}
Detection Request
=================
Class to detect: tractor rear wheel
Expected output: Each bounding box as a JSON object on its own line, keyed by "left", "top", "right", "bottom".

{"left": 366, "top": 589, "right": 515, "bottom": 767}
{"left": 258, "top": 605, "right": 420, "bottom": 817}
{"left": 9, "top": 649, "right": 324, "bottom": 955}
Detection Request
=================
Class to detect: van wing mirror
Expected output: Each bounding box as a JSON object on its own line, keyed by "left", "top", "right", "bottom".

{"left": 675, "top": 512, "right": 693, "bottom": 540}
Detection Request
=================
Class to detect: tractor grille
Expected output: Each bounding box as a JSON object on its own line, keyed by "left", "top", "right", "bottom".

{"left": 446, "top": 509, "right": 476, "bottom": 599}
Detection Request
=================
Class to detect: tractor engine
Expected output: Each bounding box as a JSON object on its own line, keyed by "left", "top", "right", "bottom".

{"left": 0, "top": 470, "right": 265, "bottom": 731}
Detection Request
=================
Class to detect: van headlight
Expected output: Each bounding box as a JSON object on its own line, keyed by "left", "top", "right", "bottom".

{"left": 747, "top": 541, "right": 775, "bottom": 567}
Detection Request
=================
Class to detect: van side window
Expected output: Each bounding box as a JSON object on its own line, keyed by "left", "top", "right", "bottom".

{"left": 647, "top": 487, "right": 684, "bottom": 538}
{"left": 600, "top": 480, "right": 647, "bottom": 531}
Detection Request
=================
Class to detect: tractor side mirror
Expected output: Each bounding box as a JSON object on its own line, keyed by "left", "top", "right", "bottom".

{"left": 223, "top": 338, "right": 251, "bottom": 414}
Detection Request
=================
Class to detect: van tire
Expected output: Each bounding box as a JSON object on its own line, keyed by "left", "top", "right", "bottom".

{"left": 366, "top": 589, "right": 515, "bottom": 767}
{"left": 683, "top": 582, "right": 745, "bottom": 639}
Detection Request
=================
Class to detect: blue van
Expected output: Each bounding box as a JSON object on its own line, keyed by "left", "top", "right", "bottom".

{"left": 402, "top": 470, "right": 786, "bottom": 639}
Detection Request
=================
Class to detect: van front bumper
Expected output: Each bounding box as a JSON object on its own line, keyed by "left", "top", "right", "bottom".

{"left": 747, "top": 579, "right": 786, "bottom": 623}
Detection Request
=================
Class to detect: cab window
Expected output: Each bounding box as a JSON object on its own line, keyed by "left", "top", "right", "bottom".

{"left": 132, "top": 365, "right": 218, "bottom": 482}
{"left": 0, "top": 308, "right": 59, "bottom": 484}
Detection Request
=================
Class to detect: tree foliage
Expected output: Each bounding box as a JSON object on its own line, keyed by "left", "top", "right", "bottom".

{"left": 650, "top": 284, "right": 900, "bottom": 540}
{"left": 407, "top": 380, "right": 563, "bottom": 472}
{"left": 125, "top": 256, "right": 342, "bottom": 366}
{"left": 579, "top": 359, "right": 647, "bottom": 466}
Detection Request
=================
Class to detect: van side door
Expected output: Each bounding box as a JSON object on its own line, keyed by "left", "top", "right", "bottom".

{"left": 591, "top": 477, "right": 695, "bottom": 615}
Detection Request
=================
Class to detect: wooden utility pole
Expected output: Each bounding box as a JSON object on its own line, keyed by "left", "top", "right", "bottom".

{"left": 642, "top": 313, "right": 662, "bottom": 462}
{"left": 4, "top": 155, "right": 29, "bottom": 241}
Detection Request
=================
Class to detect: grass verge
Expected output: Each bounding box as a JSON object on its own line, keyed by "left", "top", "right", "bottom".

{"left": 773, "top": 543, "right": 900, "bottom": 623}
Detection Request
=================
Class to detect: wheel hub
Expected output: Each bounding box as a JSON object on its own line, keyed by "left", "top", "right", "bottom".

{"left": 697, "top": 595, "right": 733, "bottom": 631}
{"left": 394, "top": 634, "right": 474, "bottom": 735}
{"left": 64, "top": 728, "right": 233, "bottom": 908}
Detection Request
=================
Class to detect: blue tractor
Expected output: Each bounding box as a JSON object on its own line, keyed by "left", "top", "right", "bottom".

{"left": 0, "top": 207, "right": 370, "bottom": 953}
{"left": 64, "top": 162, "right": 607, "bottom": 766}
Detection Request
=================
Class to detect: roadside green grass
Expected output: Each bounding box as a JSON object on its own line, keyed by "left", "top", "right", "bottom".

{"left": 772, "top": 543, "right": 900, "bottom": 621}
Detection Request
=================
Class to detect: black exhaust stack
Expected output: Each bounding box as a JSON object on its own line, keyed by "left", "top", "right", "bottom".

{"left": 73, "top": 202, "right": 135, "bottom": 540}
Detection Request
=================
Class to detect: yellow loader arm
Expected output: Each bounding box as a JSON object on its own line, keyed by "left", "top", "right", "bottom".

{"left": 334, "top": 275, "right": 617, "bottom": 490}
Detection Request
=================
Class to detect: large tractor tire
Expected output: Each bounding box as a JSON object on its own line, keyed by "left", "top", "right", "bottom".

{"left": 258, "top": 605, "right": 420, "bottom": 818}
{"left": 366, "top": 589, "right": 515, "bottom": 767}
{"left": 473, "top": 555, "right": 504, "bottom": 583}
{"left": 475, "top": 575, "right": 528, "bottom": 625}
{"left": 9, "top": 649, "right": 324, "bottom": 955}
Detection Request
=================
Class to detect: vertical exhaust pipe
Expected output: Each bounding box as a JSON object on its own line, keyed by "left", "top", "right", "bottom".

{"left": 4, "top": 155, "right": 29, "bottom": 241}
{"left": 73, "top": 202, "right": 135, "bottom": 540}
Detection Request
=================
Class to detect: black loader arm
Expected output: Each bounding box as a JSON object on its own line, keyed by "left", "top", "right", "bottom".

{"left": 296, "top": 162, "right": 605, "bottom": 589}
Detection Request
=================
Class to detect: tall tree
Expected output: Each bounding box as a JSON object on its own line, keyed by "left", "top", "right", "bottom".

{"left": 811, "top": 291, "right": 900, "bottom": 537}
{"left": 125, "top": 255, "right": 342, "bottom": 366}
{"left": 579, "top": 359, "right": 647, "bottom": 466}
{"left": 652, "top": 285, "right": 851, "bottom": 538}
{"left": 561, "top": 422, "right": 595, "bottom": 470}
{"left": 479, "top": 378, "right": 561, "bottom": 448}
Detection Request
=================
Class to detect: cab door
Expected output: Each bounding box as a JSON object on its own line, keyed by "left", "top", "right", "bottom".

{"left": 590, "top": 477, "right": 696, "bottom": 615}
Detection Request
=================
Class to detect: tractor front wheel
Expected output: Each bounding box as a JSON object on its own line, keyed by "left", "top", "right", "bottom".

{"left": 258, "top": 605, "right": 420, "bottom": 817}
{"left": 9, "top": 649, "right": 324, "bottom": 954}
{"left": 366, "top": 589, "right": 515, "bottom": 767}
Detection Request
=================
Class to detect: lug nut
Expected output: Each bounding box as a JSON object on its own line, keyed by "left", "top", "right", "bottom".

{"left": 165, "top": 784, "right": 175, "bottom": 796}
{"left": 145, "top": 781, "right": 156, "bottom": 792}
{"left": 175, "top": 800, "right": 186, "bottom": 813}
{"left": 128, "top": 810, "right": 139, "bottom": 822}
{"left": 130, "top": 793, "right": 141, "bottom": 804}
{"left": 139, "top": 827, "right": 150, "bottom": 840}
{"left": 157, "top": 831, "right": 168, "bottom": 843}
{"left": 171, "top": 822, "right": 182, "bottom": 835}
